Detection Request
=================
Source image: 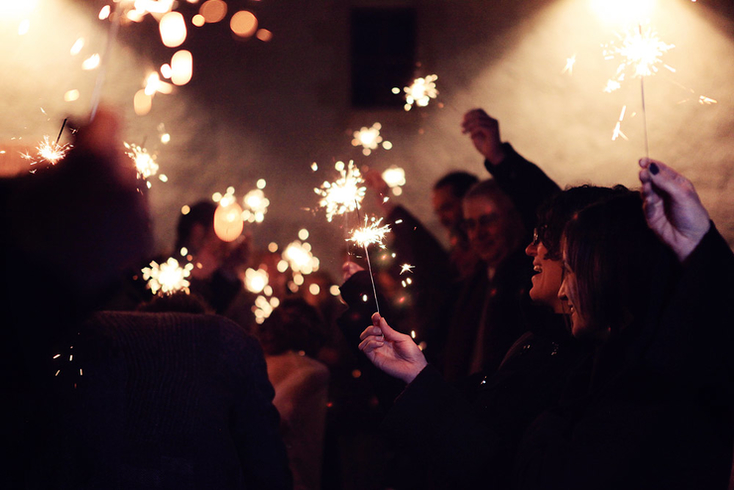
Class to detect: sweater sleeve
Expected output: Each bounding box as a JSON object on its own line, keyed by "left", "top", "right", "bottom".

{"left": 484, "top": 143, "right": 560, "bottom": 234}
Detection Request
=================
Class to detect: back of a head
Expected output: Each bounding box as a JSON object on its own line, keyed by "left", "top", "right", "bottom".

{"left": 256, "top": 298, "right": 327, "bottom": 358}
{"left": 175, "top": 201, "right": 217, "bottom": 252}
{"left": 563, "top": 192, "right": 667, "bottom": 335}
{"left": 433, "top": 171, "right": 479, "bottom": 199}
{"left": 537, "top": 185, "right": 630, "bottom": 260}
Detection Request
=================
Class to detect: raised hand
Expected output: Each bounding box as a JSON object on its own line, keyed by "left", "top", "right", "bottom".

{"left": 461, "top": 108, "right": 507, "bottom": 165}
{"left": 638, "top": 158, "right": 710, "bottom": 262}
{"left": 358, "top": 313, "right": 428, "bottom": 383}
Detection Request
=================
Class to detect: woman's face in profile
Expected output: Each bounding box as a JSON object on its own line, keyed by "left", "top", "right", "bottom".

{"left": 558, "top": 251, "right": 609, "bottom": 342}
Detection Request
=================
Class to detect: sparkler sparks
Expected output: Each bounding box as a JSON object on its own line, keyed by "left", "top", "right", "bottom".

{"left": 142, "top": 257, "right": 194, "bottom": 295}
{"left": 611, "top": 105, "right": 629, "bottom": 141}
{"left": 602, "top": 24, "right": 675, "bottom": 92}
{"left": 124, "top": 142, "right": 160, "bottom": 183}
{"left": 351, "top": 123, "right": 391, "bottom": 156}
{"left": 395, "top": 74, "right": 438, "bottom": 111}
{"left": 22, "top": 136, "right": 72, "bottom": 168}
{"left": 399, "top": 264, "right": 415, "bottom": 275}
{"left": 347, "top": 216, "right": 391, "bottom": 249}
{"left": 314, "top": 160, "right": 366, "bottom": 222}
{"left": 242, "top": 188, "right": 270, "bottom": 223}
{"left": 244, "top": 267, "right": 269, "bottom": 293}
{"left": 562, "top": 54, "right": 576, "bottom": 75}
{"left": 282, "top": 240, "right": 320, "bottom": 274}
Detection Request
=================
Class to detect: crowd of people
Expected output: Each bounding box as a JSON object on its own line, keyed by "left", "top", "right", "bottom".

{"left": 2, "top": 106, "right": 733, "bottom": 490}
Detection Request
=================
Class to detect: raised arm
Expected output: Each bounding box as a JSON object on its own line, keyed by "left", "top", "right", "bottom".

{"left": 462, "top": 109, "right": 560, "bottom": 233}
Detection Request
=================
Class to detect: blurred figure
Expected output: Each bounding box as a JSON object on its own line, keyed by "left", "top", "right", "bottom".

{"left": 1, "top": 109, "right": 151, "bottom": 488}
{"left": 432, "top": 171, "right": 481, "bottom": 278}
{"left": 175, "top": 201, "right": 256, "bottom": 328}
{"left": 256, "top": 298, "right": 330, "bottom": 490}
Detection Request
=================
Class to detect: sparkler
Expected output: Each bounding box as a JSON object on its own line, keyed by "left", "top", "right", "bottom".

{"left": 282, "top": 240, "right": 320, "bottom": 275}
{"left": 347, "top": 215, "right": 391, "bottom": 314}
{"left": 23, "top": 119, "right": 72, "bottom": 169}
{"left": 351, "top": 123, "right": 391, "bottom": 156}
{"left": 602, "top": 24, "right": 674, "bottom": 157}
{"left": 244, "top": 267, "right": 269, "bottom": 294}
{"left": 242, "top": 188, "right": 270, "bottom": 223}
{"left": 399, "top": 264, "right": 415, "bottom": 275}
{"left": 124, "top": 142, "right": 160, "bottom": 185}
{"left": 394, "top": 75, "right": 438, "bottom": 111}
{"left": 142, "top": 257, "right": 194, "bottom": 295}
{"left": 314, "top": 160, "right": 366, "bottom": 222}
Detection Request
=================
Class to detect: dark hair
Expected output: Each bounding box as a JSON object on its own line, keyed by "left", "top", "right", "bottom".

{"left": 136, "top": 291, "right": 213, "bottom": 314}
{"left": 256, "top": 297, "right": 327, "bottom": 357}
{"left": 563, "top": 192, "right": 665, "bottom": 335}
{"left": 433, "top": 171, "right": 479, "bottom": 198}
{"left": 537, "top": 185, "right": 630, "bottom": 260}
{"left": 175, "top": 201, "right": 216, "bottom": 252}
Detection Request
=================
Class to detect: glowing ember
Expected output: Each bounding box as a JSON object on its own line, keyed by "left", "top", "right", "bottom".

{"left": 352, "top": 123, "right": 389, "bottom": 156}
{"left": 22, "top": 136, "right": 72, "bottom": 168}
{"left": 124, "top": 142, "right": 160, "bottom": 181}
{"left": 242, "top": 188, "right": 270, "bottom": 223}
{"left": 314, "top": 160, "right": 366, "bottom": 222}
{"left": 602, "top": 24, "right": 674, "bottom": 92}
{"left": 611, "top": 105, "right": 629, "bottom": 141}
{"left": 399, "top": 264, "right": 415, "bottom": 275}
{"left": 398, "top": 74, "right": 438, "bottom": 111}
{"left": 348, "top": 215, "right": 391, "bottom": 249}
{"left": 142, "top": 257, "right": 194, "bottom": 295}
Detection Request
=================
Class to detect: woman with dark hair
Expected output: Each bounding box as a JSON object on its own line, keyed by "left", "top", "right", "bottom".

{"left": 515, "top": 159, "right": 734, "bottom": 489}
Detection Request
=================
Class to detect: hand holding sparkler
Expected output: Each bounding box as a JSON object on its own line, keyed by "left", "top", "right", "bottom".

{"left": 638, "top": 158, "right": 710, "bottom": 262}
{"left": 359, "top": 312, "right": 427, "bottom": 384}
{"left": 461, "top": 109, "right": 507, "bottom": 166}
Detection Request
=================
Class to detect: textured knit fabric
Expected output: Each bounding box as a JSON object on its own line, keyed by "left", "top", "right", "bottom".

{"left": 46, "top": 311, "right": 292, "bottom": 490}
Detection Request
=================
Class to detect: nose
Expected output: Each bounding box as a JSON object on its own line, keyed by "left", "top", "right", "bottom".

{"left": 558, "top": 276, "right": 568, "bottom": 301}
{"left": 525, "top": 241, "right": 537, "bottom": 257}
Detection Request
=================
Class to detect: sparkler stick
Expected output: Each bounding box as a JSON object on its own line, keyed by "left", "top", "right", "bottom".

{"left": 90, "top": 2, "right": 123, "bottom": 120}
{"left": 640, "top": 74, "right": 650, "bottom": 159}
{"left": 55, "top": 118, "right": 68, "bottom": 145}
{"left": 348, "top": 211, "right": 391, "bottom": 315}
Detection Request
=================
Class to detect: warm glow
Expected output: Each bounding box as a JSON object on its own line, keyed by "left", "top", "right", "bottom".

{"left": 134, "top": 89, "right": 153, "bottom": 115}
{"left": 171, "top": 50, "right": 193, "bottom": 85}
{"left": 242, "top": 188, "right": 269, "bottom": 223}
{"left": 348, "top": 215, "right": 391, "bottom": 249}
{"left": 214, "top": 201, "right": 244, "bottom": 242}
{"left": 142, "top": 257, "right": 193, "bottom": 295}
{"left": 256, "top": 29, "right": 273, "bottom": 42}
{"left": 590, "top": 0, "right": 655, "bottom": 26}
{"left": 245, "top": 267, "right": 269, "bottom": 293}
{"left": 382, "top": 166, "right": 406, "bottom": 189}
{"left": 351, "top": 123, "right": 384, "bottom": 156}
{"left": 192, "top": 14, "right": 205, "bottom": 27}
{"left": 82, "top": 54, "right": 101, "bottom": 70}
{"left": 159, "top": 11, "right": 187, "bottom": 48}
{"left": 70, "top": 38, "right": 84, "bottom": 56}
{"left": 200, "top": 0, "right": 227, "bottom": 23}
{"left": 230, "top": 10, "right": 258, "bottom": 38}
{"left": 401, "top": 75, "right": 438, "bottom": 111}
{"left": 64, "top": 90, "right": 80, "bottom": 102}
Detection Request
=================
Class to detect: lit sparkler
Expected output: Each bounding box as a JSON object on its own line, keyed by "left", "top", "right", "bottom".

{"left": 602, "top": 24, "right": 674, "bottom": 91}
{"left": 382, "top": 166, "right": 406, "bottom": 196}
{"left": 142, "top": 257, "right": 194, "bottom": 295}
{"left": 351, "top": 123, "right": 391, "bottom": 156}
{"left": 394, "top": 74, "right": 438, "bottom": 111}
{"left": 124, "top": 142, "right": 160, "bottom": 184}
{"left": 314, "top": 160, "right": 366, "bottom": 222}
{"left": 242, "top": 188, "right": 270, "bottom": 223}
{"left": 348, "top": 215, "right": 391, "bottom": 249}
{"left": 244, "top": 267, "right": 269, "bottom": 293}
{"left": 22, "top": 136, "right": 72, "bottom": 168}
{"left": 282, "top": 240, "right": 320, "bottom": 275}
{"left": 347, "top": 215, "right": 391, "bottom": 314}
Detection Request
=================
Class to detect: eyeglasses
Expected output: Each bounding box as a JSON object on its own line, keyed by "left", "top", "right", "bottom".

{"left": 531, "top": 225, "right": 548, "bottom": 247}
{"left": 462, "top": 213, "right": 499, "bottom": 232}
